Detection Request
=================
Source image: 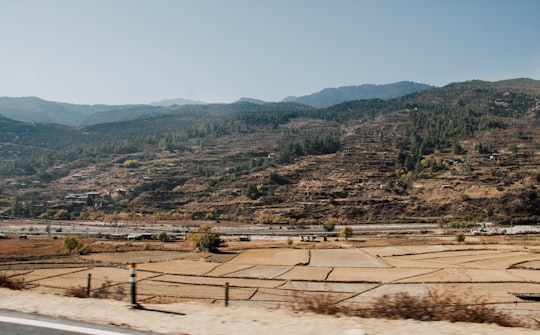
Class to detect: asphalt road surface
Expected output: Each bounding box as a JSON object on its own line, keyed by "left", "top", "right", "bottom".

{"left": 0, "top": 309, "right": 160, "bottom": 335}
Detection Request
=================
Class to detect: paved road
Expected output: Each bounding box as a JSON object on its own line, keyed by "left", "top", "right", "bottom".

{"left": 0, "top": 309, "right": 160, "bottom": 335}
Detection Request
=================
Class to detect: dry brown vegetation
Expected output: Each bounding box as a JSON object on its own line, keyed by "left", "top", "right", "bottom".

{"left": 0, "top": 272, "right": 26, "bottom": 290}
{"left": 293, "top": 290, "right": 528, "bottom": 328}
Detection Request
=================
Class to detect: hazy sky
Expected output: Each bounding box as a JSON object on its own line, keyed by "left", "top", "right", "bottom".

{"left": 1, "top": 0, "right": 539, "bottom": 105}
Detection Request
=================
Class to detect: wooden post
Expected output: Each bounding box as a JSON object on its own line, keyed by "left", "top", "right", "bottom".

{"left": 86, "top": 273, "right": 91, "bottom": 297}
{"left": 224, "top": 282, "right": 229, "bottom": 307}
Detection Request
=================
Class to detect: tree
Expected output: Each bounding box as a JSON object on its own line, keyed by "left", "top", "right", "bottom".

{"left": 452, "top": 141, "right": 463, "bottom": 155}
{"left": 322, "top": 219, "right": 337, "bottom": 232}
{"left": 455, "top": 232, "right": 466, "bottom": 243}
{"left": 243, "top": 183, "right": 259, "bottom": 199}
{"left": 157, "top": 231, "right": 168, "bottom": 242}
{"left": 339, "top": 226, "right": 353, "bottom": 240}
{"left": 63, "top": 236, "right": 81, "bottom": 254}
{"left": 54, "top": 209, "right": 69, "bottom": 220}
{"left": 186, "top": 225, "right": 222, "bottom": 252}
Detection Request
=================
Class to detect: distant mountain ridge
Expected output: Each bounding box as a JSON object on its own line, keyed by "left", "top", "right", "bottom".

{"left": 149, "top": 97, "right": 205, "bottom": 107}
{"left": 0, "top": 96, "right": 140, "bottom": 126}
{"left": 282, "top": 81, "right": 434, "bottom": 108}
{"left": 8, "top": 80, "right": 540, "bottom": 126}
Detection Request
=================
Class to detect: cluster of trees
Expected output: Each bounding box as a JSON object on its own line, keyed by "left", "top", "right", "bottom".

{"left": 396, "top": 105, "right": 506, "bottom": 173}
{"left": 243, "top": 183, "right": 274, "bottom": 200}
{"left": 186, "top": 225, "right": 223, "bottom": 252}
{"left": 278, "top": 134, "right": 341, "bottom": 163}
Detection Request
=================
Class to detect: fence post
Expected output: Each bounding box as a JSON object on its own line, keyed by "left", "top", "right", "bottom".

{"left": 129, "top": 263, "right": 140, "bottom": 309}
{"left": 225, "top": 282, "right": 229, "bottom": 307}
{"left": 86, "top": 273, "right": 91, "bottom": 297}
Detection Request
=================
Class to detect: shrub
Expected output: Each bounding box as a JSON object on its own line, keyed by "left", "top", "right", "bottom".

{"left": 53, "top": 209, "right": 70, "bottom": 220}
{"left": 65, "top": 286, "right": 88, "bottom": 298}
{"left": 339, "top": 226, "right": 353, "bottom": 239}
{"left": 123, "top": 159, "right": 139, "bottom": 168}
{"left": 322, "top": 219, "right": 337, "bottom": 232}
{"left": 286, "top": 238, "right": 294, "bottom": 247}
{"left": 257, "top": 214, "right": 289, "bottom": 224}
{"left": 157, "top": 231, "right": 168, "bottom": 242}
{"left": 63, "top": 236, "right": 90, "bottom": 254}
{"left": 455, "top": 232, "right": 466, "bottom": 242}
{"left": 186, "top": 225, "right": 223, "bottom": 252}
{"left": 92, "top": 279, "right": 113, "bottom": 299}
{"left": 63, "top": 236, "right": 81, "bottom": 254}
{"left": 292, "top": 290, "right": 526, "bottom": 328}
{"left": 363, "top": 291, "right": 524, "bottom": 327}
{"left": 0, "top": 273, "right": 26, "bottom": 290}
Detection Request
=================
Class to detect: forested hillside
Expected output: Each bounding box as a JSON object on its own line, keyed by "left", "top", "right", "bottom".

{"left": 1, "top": 79, "right": 539, "bottom": 227}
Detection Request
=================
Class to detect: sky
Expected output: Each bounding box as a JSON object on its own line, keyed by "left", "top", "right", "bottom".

{"left": 0, "top": 0, "right": 539, "bottom": 105}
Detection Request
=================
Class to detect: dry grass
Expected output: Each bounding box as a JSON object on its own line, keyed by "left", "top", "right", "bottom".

{"left": 64, "top": 286, "right": 88, "bottom": 298}
{"left": 0, "top": 272, "right": 26, "bottom": 290}
{"left": 0, "top": 237, "right": 65, "bottom": 259}
{"left": 293, "top": 291, "right": 529, "bottom": 328}
{"left": 64, "top": 280, "right": 125, "bottom": 300}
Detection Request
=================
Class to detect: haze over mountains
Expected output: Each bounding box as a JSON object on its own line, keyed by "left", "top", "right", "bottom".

{"left": 149, "top": 97, "right": 206, "bottom": 107}
{"left": 0, "top": 81, "right": 433, "bottom": 126}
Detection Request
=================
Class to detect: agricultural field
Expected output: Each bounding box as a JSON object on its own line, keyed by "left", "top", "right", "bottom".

{"left": 1, "top": 232, "right": 539, "bottom": 324}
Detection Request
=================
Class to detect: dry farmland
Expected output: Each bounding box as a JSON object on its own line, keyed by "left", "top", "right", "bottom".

{"left": 1, "top": 233, "right": 540, "bottom": 325}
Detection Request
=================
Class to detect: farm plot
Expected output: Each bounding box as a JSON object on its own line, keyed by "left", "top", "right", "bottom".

{"left": 12, "top": 268, "right": 91, "bottom": 284}
{"left": 153, "top": 274, "right": 283, "bottom": 289}
{"left": 395, "top": 268, "right": 524, "bottom": 283}
{"left": 136, "top": 281, "right": 255, "bottom": 301}
{"left": 426, "top": 282, "right": 540, "bottom": 303}
{"left": 328, "top": 267, "right": 438, "bottom": 283}
{"left": 389, "top": 249, "right": 505, "bottom": 262}
{"left": 513, "top": 260, "right": 540, "bottom": 269}
{"left": 224, "top": 265, "right": 292, "bottom": 279}
{"left": 204, "top": 263, "right": 255, "bottom": 277}
{"left": 462, "top": 253, "right": 540, "bottom": 269}
{"left": 10, "top": 244, "right": 540, "bottom": 318}
{"left": 277, "top": 266, "right": 332, "bottom": 281}
{"left": 382, "top": 250, "right": 533, "bottom": 269}
{"left": 420, "top": 251, "right": 532, "bottom": 267}
{"left": 33, "top": 267, "right": 156, "bottom": 288}
{"left": 279, "top": 281, "right": 378, "bottom": 294}
{"left": 137, "top": 259, "right": 221, "bottom": 275}
{"left": 228, "top": 249, "right": 309, "bottom": 266}
{"left": 81, "top": 250, "right": 189, "bottom": 264}
{"left": 396, "top": 245, "right": 451, "bottom": 254}
{"left": 362, "top": 246, "right": 411, "bottom": 257}
{"left": 249, "top": 287, "right": 353, "bottom": 304}
{"left": 382, "top": 258, "right": 461, "bottom": 269}
{"left": 309, "top": 249, "right": 388, "bottom": 268}
{"left": 506, "top": 269, "right": 540, "bottom": 282}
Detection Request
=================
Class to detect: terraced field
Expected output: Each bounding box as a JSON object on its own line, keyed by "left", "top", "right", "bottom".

{"left": 6, "top": 243, "right": 540, "bottom": 320}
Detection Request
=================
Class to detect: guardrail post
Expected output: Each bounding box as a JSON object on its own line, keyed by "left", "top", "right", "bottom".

{"left": 129, "top": 263, "right": 140, "bottom": 309}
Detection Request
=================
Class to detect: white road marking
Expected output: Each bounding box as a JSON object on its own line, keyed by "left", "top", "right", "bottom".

{"left": 0, "top": 315, "right": 131, "bottom": 335}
